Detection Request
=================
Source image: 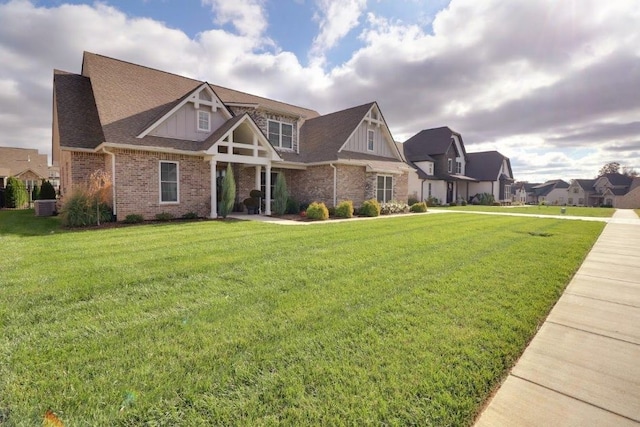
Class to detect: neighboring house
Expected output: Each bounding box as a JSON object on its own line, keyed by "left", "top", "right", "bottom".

{"left": 511, "top": 182, "right": 540, "bottom": 204}
{"left": 401, "top": 127, "right": 514, "bottom": 204}
{"left": 590, "top": 173, "right": 635, "bottom": 207}
{"left": 567, "top": 179, "right": 595, "bottom": 206}
{"left": 0, "top": 146, "right": 49, "bottom": 190}
{"left": 617, "top": 177, "right": 640, "bottom": 208}
{"left": 53, "top": 52, "right": 409, "bottom": 220}
{"left": 531, "top": 180, "right": 570, "bottom": 205}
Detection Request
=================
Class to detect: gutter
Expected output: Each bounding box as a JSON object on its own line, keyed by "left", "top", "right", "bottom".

{"left": 330, "top": 163, "right": 337, "bottom": 207}
{"left": 101, "top": 147, "right": 117, "bottom": 220}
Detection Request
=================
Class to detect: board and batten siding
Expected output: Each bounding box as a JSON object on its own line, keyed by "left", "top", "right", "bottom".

{"left": 342, "top": 122, "right": 395, "bottom": 158}
{"left": 150, "top": 103, "right": 228, "bottom": 141}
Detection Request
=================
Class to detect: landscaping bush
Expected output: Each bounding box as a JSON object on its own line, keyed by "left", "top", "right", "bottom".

{"left": 360, "top": 199, "right": 381, "bottom": 217}
{"left": 299, "top": 201, "right": 310, "bottom": 212}
{"left": 181, "top": 212, "right": 199, "bottom": 220}
{"left": 218, "top": 164, "right": 236, "bottom": 219}
{"left": 40, "top": 180, "right": 57, "bottom": 200}
{"left": 31, "top": 183, "right": 40, "bottom": 201}
{"left": 5, "top": 177, "right": 28, "bottom": 209}
{"left": 273, "top": 173, "right": 288, "bottom": 216}
{"left": 477, "top": 193, "right": 495, "bottom": 205}
{"left": 492, "top": 202, "right": 502, "bottom": 206}
{"left": 155, "top": 212, "right": 174, "bottom": 221}
{"left": 60, "top": 189, "right": 111, "bottom": 227}
{"left": 306, "top": 202, "right": 329, "bottom": 220}
{"left": 335, "top": 200, "right": 354, "bottom": 218}
{"left": 426, "top": 196, "right": 439, "bottom": 207}
{"left": 285, "top": 197, "right": 299, "bottom": 214}
{"left": 408, "top": 196, "right": 419, "bottom": 206}
{"left": 449, "top": 201, "right": 457, "bottom": 206}
{"left": 410, "top": 202, "right": 428, "bottom": 213}
{"left": 380, "top": 201, "right": 410, "bottom": 215}
{"left": 327, "top": 206, "right": 336, "bottom": 217}
{"left": 124, "top": 214, "right": 144, "bottom": 224}
{"left": 461, "top": 199, "right": 467, "bottom": 206}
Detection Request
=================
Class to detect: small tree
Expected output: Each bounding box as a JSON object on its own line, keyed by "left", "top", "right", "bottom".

{"left": 598, "top": 162, "right": 620, "bottom": 177}
{"left": 273, "top": 173, "right": 288, "bottom": 216}
{"left": 219, "top": 163, "right": 236, "bottom": 218}
{"left": 40, "top": 180, "right": 57, "bottom": 200}
{"left": 88, "top": 169, "right": 112, "bottom": 225}
{"left": 5, "top": 177, "right": 28, "bottom": 209}
{"left": 31, "top": 183, "right": 40, "bottom": 201}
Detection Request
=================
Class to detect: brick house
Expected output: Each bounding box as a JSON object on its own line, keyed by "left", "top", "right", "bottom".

{"left": 53, "top": 52, "right": 409, "bottom": 220}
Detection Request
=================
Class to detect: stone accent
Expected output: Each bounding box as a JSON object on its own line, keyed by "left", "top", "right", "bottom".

{"left": 229, "top": 106, "right": 299, "bottom": 153}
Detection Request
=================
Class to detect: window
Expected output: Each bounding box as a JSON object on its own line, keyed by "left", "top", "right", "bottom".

{"left": 456, "top": 161, "right": 462, "bottom": 174}
{"left": 197, "top": 110, "right": 210, "bottom": 132}
{"left": 261, "top": 171, "right": 279, "bottom": 201}
{"left": 377, "top": 175, "right": 393, "bottom": 203}
{"left": 268, "top": 120, "right": 293, "bottom": 149}
{"left": 160, "top": 161, "right": 178, "bottom": 203}
{"left": 428, "top": 182, "right": 432, "bottom": 197}
{"left": 428, "top": 163, "right": 433, "bottom": 175}
{"left": 367, "top": 130, "right": 375, "bottom": 151}
{"left": 568, "top": 197, "right": 573, "bottom": 205}
{"left": 578, "top": 198, "right": 584, "bottom": 205}
{"left": 504, "top": 184, "right": 511, "bottom": 199}
{"left": 447, "top": 159, "right": 453, "bottom": 173}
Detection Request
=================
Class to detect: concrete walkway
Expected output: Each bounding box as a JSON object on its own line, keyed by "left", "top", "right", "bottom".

{"left": 475, "top": 209, "right": 640, "bottom": 426}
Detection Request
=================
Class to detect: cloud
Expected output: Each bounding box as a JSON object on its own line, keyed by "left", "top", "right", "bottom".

{"left": 201, "top": 0, "right": 269, "bottom": 41}
{"left": 309, "top": 0, "right": 367, "bottom": 64}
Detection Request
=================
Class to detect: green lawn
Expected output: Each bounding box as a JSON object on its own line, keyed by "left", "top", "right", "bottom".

{"left": 1, "top": 210, "right": 604, "bottom": 425}
{"left": 433, "top": 204, "right": 615, "bottom": 217}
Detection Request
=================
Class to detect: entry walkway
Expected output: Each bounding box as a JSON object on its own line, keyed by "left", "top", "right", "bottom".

{"left": 475, "top": 209, "right": 640, "bottom": 426}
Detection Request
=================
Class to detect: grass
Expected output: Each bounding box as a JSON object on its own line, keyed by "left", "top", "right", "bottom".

{"left": 635, "top": 209, "right": 640, "bottom": 217}
{"left": 0, "top": 210, "right": 604, "bottom": 425}
{"left": 433, "top": 204, "right": 615, "bottom": 217}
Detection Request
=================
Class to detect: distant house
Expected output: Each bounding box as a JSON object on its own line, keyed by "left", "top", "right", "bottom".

{"left": 531, "top": 180, "right": 570, "bottom": 205}
{"left": 512, "top": 181, "right": 540, "bottom": 204}
{"left": 401, "top": 127, "right": 514, "bottom": 204}
{"left": 53, "top": 52, "right": 410, "bottom": 220}
{"left": 590, "top": 173, "right": 638, "bottom": 207}
{"left": 0, "top": 147, "right": 49, "bottom": 190}
{"left": 567, "top": 179, "right": 596, "bottom": 206}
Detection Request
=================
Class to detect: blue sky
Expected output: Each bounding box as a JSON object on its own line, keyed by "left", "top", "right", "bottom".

{"left": 1, "top": 0, "right": 639, "bottom": 182}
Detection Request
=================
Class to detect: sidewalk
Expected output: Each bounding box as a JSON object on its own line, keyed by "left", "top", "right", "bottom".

{"left": 475, "top": 209, "right": 640, "bottom": 426}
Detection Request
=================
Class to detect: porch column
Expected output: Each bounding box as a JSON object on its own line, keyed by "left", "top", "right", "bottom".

{"left": 265, "top": 164, "right": 272, "bottom": 215}
{"left": 210, "top": 159, "right": 217, "bottom": 218}
{"left": 254, "top": 165, "right": 261, "bottom": 214}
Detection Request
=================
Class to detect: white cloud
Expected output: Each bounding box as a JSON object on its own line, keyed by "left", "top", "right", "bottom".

{"left": 309, "top": 0, "right": 367, "bottom": 64}
{"left": 201, "top": 0, "right": 269, "bottom": 40}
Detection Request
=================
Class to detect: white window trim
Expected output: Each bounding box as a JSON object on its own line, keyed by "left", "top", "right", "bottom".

{"left": 367, "top": 129, "right": 375, "bottom": 151}
{"left": 159, "top": 160, "right": 179, "bottom": 204}
{"left": 377, "top": 174, "right": 393, "bottom": 203}
{"left": 197, "top": 110, "right": 211, "bottom": 132}
{"left": 267, "top": 119, "right": 294, "bottom": 149}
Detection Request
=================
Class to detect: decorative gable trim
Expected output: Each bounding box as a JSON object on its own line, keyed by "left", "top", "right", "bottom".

{"left": 137, "top": 83, "right": 232, "bottom": 139}
{"left": 337, "top": 102, "right": 403, "bottom": 161}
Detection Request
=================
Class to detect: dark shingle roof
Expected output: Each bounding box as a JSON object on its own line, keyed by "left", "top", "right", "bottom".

{"left": 53, "top": 70, "right": 105, "bottom": 149}
{"left": 466, "top": 151, "right": 513, "bottom": 182}
{"left": 403, "top": 126, "right": 466, "bottom": 161}
{"left": 599, "top": 173, "right": 633, "bottom": 186}
{"left": 574, "top": 179, "right": 596, "bottom": 190}
{"left": 533, "top": 179, "right": 570, "bottom": 196}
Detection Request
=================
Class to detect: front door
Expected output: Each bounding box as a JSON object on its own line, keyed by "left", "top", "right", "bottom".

{"left": 447, "top": 182, "right": 454, "bottom": 204}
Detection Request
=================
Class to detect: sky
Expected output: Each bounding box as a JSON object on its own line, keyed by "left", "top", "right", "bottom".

{"left": 0, "top": 0, "right": 639, "bottom": 183}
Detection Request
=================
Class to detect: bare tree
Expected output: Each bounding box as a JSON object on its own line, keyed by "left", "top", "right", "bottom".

{"left": 597, "top": 162, "right": 620, "bottom": 176}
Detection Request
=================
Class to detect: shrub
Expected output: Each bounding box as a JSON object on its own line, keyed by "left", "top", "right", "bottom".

{"left": 478, "top": 193, "right": 495, "bottom": 205}
{"left": 410, "top": 202, "right": 428, "bottom": 213}
{"left": 449, "top": 201, "right": 457, "bottom": 206}
{"left": 461, "top": 199, "right": 467, "bottom": 206}
{"left": 380, "top": 201, "right": 410, "bottom": 215}
{"left": 285, "top": 197, "right": 299, "bottom": 214}
{"left": 124, "top": 214, "right": 144, "bottom": 224}
{"left": 335, "top": 200, "right": 354, "bottom": 218}
{"left": 299, "top": 201, "right": 310, "bottom": 212}
{"left": 327, "top": 206, "right": 336, "bottom": 217}
{"left": 306, "top": 202, "right": 329, "bottom": 220}
{"left": 426, "top": 196, "right": 439, "bottom": 207}
{"left": 31, "top": 183, "right": 40, "bottom": 201}
{"left": 5, "top": 177, "right": 28, "bottom": 209}
{"left": 181, "top": 212, "right": 199, "bottom": 220}
{"left": 155, "top": 212, "right": 174, "bottom": 221}
{"left": 60, "top": 189, "right": 111, "bottom": 227}
{"left": 219, "top": 163, "right": 236, "bottom": 219}
{"left": 249, "top": 189, "right": 263, "bottom": 199}
{"left": 360, "top": 199, "right": 381, "bottom": 217}
{"left": 40, "top": 180, "right": 57, "bottom": 200}
{"left": 273, "top": 173, "right": 288, "bottom": 216}
{"left": 492, "top": 202, "right": 501, "bottom": 206}
{"left": 408, "top": 196, "right": 419, "bottom": 206}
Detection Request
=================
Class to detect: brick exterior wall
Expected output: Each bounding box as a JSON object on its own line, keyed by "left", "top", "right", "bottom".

{"left": 617, "top": 187, "right": 640, "bottom": 208}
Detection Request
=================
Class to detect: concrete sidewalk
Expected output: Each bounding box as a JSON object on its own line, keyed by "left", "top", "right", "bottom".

{"left": 475, "top": 209, "right": 640, "bottom": 426}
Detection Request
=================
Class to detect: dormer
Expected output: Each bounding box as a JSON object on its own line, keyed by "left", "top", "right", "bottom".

{"left": 137, "top": 83, "right": 232, "bottom": 142}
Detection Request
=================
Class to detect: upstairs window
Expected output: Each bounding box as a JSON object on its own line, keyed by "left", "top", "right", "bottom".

{"left": 456, "top": 161, "right": 462, "bottom": 174}
{"left": 268, "top": 120, "right": 293, "bottom": 149}
{"left": 197, "top": 110, "right": 210, "bottom": 132}
{"left": 367, "top": 130, "right": 375, "bottom": 151}
{"left": 447, "top": 159, "right": 453, "bottom": 173}
{"left": 160, "top": 161, "right": 179, "bottom": 203}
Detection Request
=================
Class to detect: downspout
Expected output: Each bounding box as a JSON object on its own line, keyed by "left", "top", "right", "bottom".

{"left": 102, "top": 148, "right": 117, "bottom": 220}
{"left": 330, "top": 163, "right": 337, "bottom": 207}
{"left": 421, "top": 179, "right": 426, "bottom": 202}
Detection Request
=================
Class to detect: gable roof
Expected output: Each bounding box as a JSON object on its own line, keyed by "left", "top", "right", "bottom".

{"left": 573, "top": 179, "right": 596, "bottom": 190}
{"left": 403, "top": 126, "right": 466, "bottom": 161}
{"left": 597, "top": 173, "right": 633, "bottom": 187}
{"left": 465, "top": 151, "right": 513, "bottom": 182}
{"left": 532, "top": 179, "right": 569, "bottom": 196}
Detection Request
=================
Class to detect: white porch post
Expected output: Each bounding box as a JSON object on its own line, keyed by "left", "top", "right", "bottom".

{"left": 210, "top": 159, "right": 217, "bottom": 218}
{"left": 265, "top": 163, "right": 272, "bottom": 215}
{"left": 254, "top": 165, "right": 261, "bottom": 214}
